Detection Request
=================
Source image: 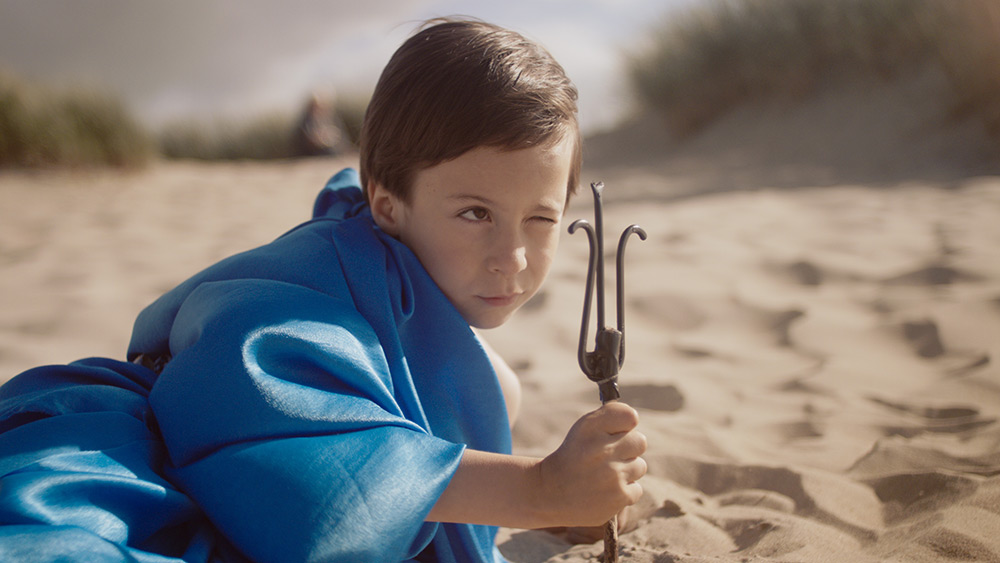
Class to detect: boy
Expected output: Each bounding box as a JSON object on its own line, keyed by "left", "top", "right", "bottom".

{"left": 0, "top": 18, "right": 646, "bottom": 562}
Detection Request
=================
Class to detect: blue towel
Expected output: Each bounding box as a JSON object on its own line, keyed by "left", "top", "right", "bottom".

{"left": 0, "top": 169, "right": 512, "bottom": 562}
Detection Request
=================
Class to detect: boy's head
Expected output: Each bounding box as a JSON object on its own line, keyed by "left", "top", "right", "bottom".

{"left": 360, "top": 18, "right": 581, "bottom": 204}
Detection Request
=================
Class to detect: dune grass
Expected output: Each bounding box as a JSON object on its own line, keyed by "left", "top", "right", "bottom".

{"left": 157, "top": 112, "right": 300, "bottom": 161}
{"left": 157, "top": 95, "right": 367, "bottom": 162}
{"left": 933, "top": 2, "right": 1000, "bottom": 138}
{"left": 0, "top": 72, "right": 154, "bottom": 168}
{"left": 0, "top": 70, "right": 368, "bottom": 167}
{"left": 627, "top": 0, "right": 1000, "bottom": 140}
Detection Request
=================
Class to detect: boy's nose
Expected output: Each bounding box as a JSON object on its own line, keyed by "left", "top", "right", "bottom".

{"left": 487, "top": 234, "right": 528, "bottom": 276}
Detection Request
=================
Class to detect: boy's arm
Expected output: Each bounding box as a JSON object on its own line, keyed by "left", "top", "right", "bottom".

{"left": 426, "top": 402, "right": 647, "bottom": 529}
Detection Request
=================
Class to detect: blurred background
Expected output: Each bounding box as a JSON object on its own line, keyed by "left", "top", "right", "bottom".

{"left": 3, "top": 4, "right": 1000, "bottom": 560}
{"left": 3, "top": 0, "right": 998, "bottom": 170}
{"left": 0, "top": 0, "right": 695, "bottom": 163}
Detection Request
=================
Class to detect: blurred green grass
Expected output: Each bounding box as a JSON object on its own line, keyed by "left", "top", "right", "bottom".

{"left": 156, "top": 95, "right": 365, "bottom": 161}
{"left": 0, "top": 72, "right": 154, "bottom": 168}
{"left": 4, "top": 0, "right": 997, "bottom": 169}
{"left": 627, "top": 0, "right": 1000, "bottom": 141}
{"left": 0, "top": 71, "right": 366, "bottom": 168}
{"left": 157, "top": 112, "right": 300, "bottom": 161}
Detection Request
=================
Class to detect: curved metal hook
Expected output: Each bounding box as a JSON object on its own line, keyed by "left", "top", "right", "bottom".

{"left": 615, "top": 225, "right": 647, "bottom": 367}
{"left": 587, "top": 182, "right": 607, "bottom": 331}
{"left": 568, "top": 218, "right": 597, "bottom": 377}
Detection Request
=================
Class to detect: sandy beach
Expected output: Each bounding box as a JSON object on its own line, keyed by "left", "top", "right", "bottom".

{"left": 3, "top": 77, "right": 1000, "bottom": 560}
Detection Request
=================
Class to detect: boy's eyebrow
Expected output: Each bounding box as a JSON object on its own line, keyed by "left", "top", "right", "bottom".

{"left": 449, "top": 193, "right": 563, "bottom": 214}
{"left": 448, "top": 194, "right": 495, "bottom": 204}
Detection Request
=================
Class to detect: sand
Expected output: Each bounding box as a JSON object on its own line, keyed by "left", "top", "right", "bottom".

{"left": 491, "top": 178, "right": 1000, "bottom": 562}
{"left": 2, "top": 75, "right": 1000, "bottom": 561}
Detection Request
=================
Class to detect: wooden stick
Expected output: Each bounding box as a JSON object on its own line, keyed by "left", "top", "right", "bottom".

{"left": 602, "top": 395, "right": 620, "bottom": 563}
{"left": 603, "top": 517, "right": 619, "bottom": 562}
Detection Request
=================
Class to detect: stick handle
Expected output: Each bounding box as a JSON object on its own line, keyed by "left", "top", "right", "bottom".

{"left": 602, "top": 396, "right": 620, "bottom": 562}
{"left": 603, "top": 516, "right": 619, "bottom": 562}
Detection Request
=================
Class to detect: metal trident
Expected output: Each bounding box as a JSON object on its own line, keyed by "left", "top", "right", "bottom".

{"left": 568, "top": 181, "right": 646, "bottom": 562}
{"left": 569, "top": 182, "right": 647, "bottom": 403}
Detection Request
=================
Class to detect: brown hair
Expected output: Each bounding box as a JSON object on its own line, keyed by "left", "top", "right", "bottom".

{"left": 360, "top": 18, "right": 581, "bottom": 203}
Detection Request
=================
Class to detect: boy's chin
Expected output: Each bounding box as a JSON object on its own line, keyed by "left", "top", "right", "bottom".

{"left": 463, "top": 307, "right": 519, "bottom": 330}
{"left": 467, "top": 316, "right": 510, "bottom": 330}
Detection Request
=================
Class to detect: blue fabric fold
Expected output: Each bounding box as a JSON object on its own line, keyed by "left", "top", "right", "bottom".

{"left": 0, "top": 168, "right": 512, "bottom": 562}
{"left": 0, "top": 359, "right": 225, "bottom": 562}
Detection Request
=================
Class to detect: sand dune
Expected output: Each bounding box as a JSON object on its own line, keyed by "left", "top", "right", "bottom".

{"left": 2, "top": 73, "right": 1000, "bottom": 560}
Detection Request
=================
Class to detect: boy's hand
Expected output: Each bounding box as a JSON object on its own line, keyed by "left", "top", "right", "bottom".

{"left": 426, "top": 402, "right": 645, "bottom": 530}
{"left": 535, "top": 402, "right": 647, "bottom": 527}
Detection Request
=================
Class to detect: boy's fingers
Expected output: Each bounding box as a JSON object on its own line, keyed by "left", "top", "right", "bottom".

{"left": 624, "top": 456, "right": 648, "bottom": 483}
{"left": 624, "top": 481, "right": 644, "bottom": 505}
{"left": 603, "top": 429, "right": 646, "bottom": 465}
{"left": 589, "top": 402, "right": 639, "bottom": 434}
{"left": 617, "top": 430, "right": 647, "bottom": 459}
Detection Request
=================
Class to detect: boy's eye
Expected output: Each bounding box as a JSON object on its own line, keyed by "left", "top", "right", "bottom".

{"left": 459, "top": 207, "right": 490, "bottom": 222}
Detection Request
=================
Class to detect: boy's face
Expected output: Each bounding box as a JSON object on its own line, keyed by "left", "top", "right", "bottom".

{"left": 371, "top": 138, "right": 573, "bottom": 329}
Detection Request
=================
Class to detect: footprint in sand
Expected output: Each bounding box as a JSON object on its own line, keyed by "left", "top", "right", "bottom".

{"left": 724, "top": 519, "right": 779, "bottom": 552}
{"left": 685, "top": 463, "right": 815, "bottom": 510}
{"left": 770, "top": 309, "right": 805, "bottom": 347}
{"left": 774, "top": 363, "right": 832, "bottom": 396}
{"left": 892, "top": 315, "right": 990, "bottom": 373}
{"left": 632, "top": 292, "right": 806, "bottom": 350}
{"left": 914, "top": 527, "right": 1000, "bottom": 562}
{"left": 772, "top": 420, "right": 825, "bottom": 442}
{"left": 716, "top": 489, "right": 797, "bottom": 514}
{"left": 868, "top": 396, "right": 997, "bottom": 436}
{"left": 901, "top": 318, "right": 945, "bottom": 358}
{"left": 883, "top": 262, "right": 984, "bottom": 286}
{"left": 787, "top": 260, "right": 823, "bottom": 286}
{"left": 652, "top": 458, "right": 883, "bottom": 542}
{"left": 765, "top": 259, "right": 824, "bottom": 286}
{"left": 863, "top": 471, "right": 980, "bottom": 525}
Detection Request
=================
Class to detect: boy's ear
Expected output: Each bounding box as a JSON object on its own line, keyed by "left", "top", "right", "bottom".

{"left": 367, "top": 180, "right": 405, "bottom": 236}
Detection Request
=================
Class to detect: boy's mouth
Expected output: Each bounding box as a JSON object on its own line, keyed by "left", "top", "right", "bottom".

{"left": 478, "top": 293, "right": 521, "bottom": 307}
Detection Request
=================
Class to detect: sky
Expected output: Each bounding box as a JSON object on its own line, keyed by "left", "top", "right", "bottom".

{"left": 0, "top": 0, "right": 700, "bottom": 134}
